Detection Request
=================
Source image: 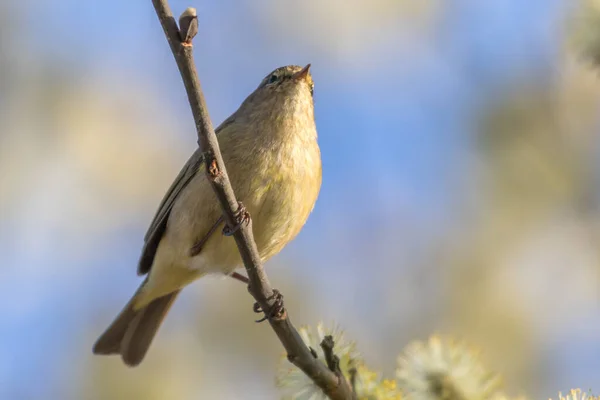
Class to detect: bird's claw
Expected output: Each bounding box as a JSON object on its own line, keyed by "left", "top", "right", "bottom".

{"left": 253, "top": 289, "right": 285, "bottom": 322}
{"left": 223, "top": 201, "right": 250, "bottom": 236}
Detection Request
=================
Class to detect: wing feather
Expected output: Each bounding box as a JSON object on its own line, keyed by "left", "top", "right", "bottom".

{"left": 136, "top": 117, "right": 235, "bottom": 276}
{"left": 137, "top": 148, "right": 203, "bottom": 275}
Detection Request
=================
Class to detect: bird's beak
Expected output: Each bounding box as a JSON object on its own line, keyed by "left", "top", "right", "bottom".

{"left": 292, "top": 64, "right": 311, "bottom": 81}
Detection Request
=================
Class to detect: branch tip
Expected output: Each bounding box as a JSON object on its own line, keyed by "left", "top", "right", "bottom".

{"left": 178, "top": 7, "right": 198, "bottom": 44}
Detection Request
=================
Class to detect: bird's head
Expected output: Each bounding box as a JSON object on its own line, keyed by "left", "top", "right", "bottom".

{"left": 238, "top": 64, "right": 315, "bottom": 123}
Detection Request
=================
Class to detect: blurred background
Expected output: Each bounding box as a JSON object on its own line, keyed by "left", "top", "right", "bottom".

{"left": 1, "top": 0, "right": 599, "bottom": 398}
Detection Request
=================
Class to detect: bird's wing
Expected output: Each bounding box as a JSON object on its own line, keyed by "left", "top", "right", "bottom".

{"left": 137, "top": 148, "right": 203, "bottom": 275}
{"left": 136, "top": 117, "right": 235, "bottom": 276}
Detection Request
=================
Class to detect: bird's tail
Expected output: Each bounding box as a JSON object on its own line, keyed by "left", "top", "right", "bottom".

{"left": 92, "top": 282, "right": 181, "bottom": 367}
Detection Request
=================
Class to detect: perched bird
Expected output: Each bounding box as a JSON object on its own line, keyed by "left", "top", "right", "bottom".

{"left": 93, "top": 64, "right": 321, "bottom": 366}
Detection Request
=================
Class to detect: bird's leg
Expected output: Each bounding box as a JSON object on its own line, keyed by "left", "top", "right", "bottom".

{"left": 253, "top": 289, "right": 286, "bottom": 323}
{"left": 189, "top": 215, "right": 225, "bottom": 257}
{"left": 222, "top": 202, "right": 283, "bottom": 322}
{"left": 191, "top": 201, "right": 249, "bottom": 257}
{"left": 230, "top": 272, "right": 249, "bottom": 284}
{"left": 230, "top": 272, "right": 285, "bottom": 322}
{"left": 222, "top": 201, "right": 250, "bottom": 236}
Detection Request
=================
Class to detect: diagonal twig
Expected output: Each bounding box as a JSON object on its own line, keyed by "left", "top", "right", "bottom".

{"left": 150, "top": 1, "right": 355, "bottom": 399}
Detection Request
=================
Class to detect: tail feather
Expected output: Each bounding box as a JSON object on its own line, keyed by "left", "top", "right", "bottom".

{"left": 92, "top": 283, "right": 180, "bottom": 366}
{"left": 93, "top": 284, "right": 144, "bottom": 356}
{"left": 120, "top": 291, "right": 180, "bottom": 366}
{"left": 92, "top": 304, "right": 136, "bottom": 355}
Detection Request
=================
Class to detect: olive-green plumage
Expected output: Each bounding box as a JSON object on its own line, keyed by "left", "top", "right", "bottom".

{"left": 93, "top": 65, "right": 321, "bottom": 366}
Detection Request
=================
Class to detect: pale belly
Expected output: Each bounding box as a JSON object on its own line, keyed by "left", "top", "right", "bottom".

{"left": 162, "top": 153, "right": 320, "bottom": 272}
{"left": 138, "top": 141, "right": 321, "bottom": 306}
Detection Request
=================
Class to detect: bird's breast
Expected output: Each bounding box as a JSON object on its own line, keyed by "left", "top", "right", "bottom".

{"left": 227, "top": 134, "right": 322, "bottom": 260}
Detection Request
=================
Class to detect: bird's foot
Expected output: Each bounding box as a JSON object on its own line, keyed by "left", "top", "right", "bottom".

{"left": 253, "top": 289, "right": 286, "bottom": 322}
{"left": 222, "top": 201, "right": 250, "bottom": 236}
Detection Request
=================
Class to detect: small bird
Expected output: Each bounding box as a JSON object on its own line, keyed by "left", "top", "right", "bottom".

{"left": 93, "top": 64, "right": 321, "bottom": 366}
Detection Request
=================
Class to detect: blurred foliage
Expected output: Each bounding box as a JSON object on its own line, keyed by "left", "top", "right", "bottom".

{"left": 434, "top": 23, "right": 600, "bottom": 395}
{"left": 252, "top": 0, "right": 440, "bottom": 62}
{"left": 551, "top": 389, "right": 600, "bottom": 400}
{"left": 569, "top": 0, "right": 600, "bottom": 67}
{"left": 276, "top": 328, "right": 532, "bottom": 400}
{"left": 276, "top": 327, "right": 595, "bottom": 400}
{"left": 397, "top": 336, "right": 502, "bottom": 400}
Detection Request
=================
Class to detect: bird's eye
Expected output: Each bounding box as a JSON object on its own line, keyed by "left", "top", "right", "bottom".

{"left": 310, "top": 84, "right": 314, "bottom": 97}
{"left": 267, "top": 74, "right": 279, "bottom": 84}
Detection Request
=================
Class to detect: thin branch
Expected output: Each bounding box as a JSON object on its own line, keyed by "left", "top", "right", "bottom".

{"left": 150, "top": 1, "right": 355, "bottom": 399}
